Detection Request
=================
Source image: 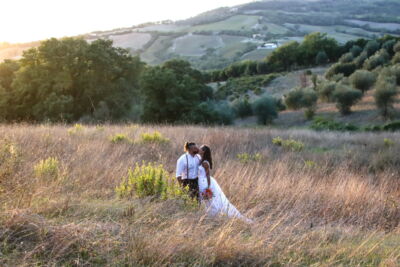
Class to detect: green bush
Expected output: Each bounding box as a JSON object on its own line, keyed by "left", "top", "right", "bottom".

{"left": 382, "top": 120, "right": 400, "bottom": 131}
{"left": 68, "top": 124, "right": 84, "bottom": 135}
{"left": 393, "top": 41, "right": 400, "bottom": 53}
{"left": 233, "top": 98, "right": 253, "bottom": 118}
{"left": 374, "top": 76, "right": 398, "bottom": 119}
{"left": 272, "top": 137, "right": 305, "bottom": 151}
{"left": 237, "top": 153, "right": 263, "bottom": 163}
{"left": 310, "top": 117, "right": 359, "bottom": 131}
{"left": 339, "top": 52, "right": 354, "bottom": 63}
{"left": 392, "top": 53, "right": 400, "bottom": 64}
{"left": 326, "top": 62, "right": 357, "bottom": 79}
{"left": 350, "top": 70, "right": 376, "bottom": 94}
{"left": 189, "top": 101, "right": 234, "bottom": 125}
{"left": 285, "top": 88, "right": 318, "bottom": 119}
{"left": 110, "top": 134, "right": 132, "bottom": 144}
{"left": 34, "top": 157, "right": 60, "bottom": 181}
{"left": 315, "top": 51, "right": 328, "bottom": 65}
{"left": 115, "top": 163, "right": 188, "bottom": 200}
{"left": 332, "top": 84, "right": 363, "bottom": 115}
{"left": 363, "top": 49, "right": 389, "bottom": 71}
{"left": 140, "top": 131, "right": 170, "bottom": 144}
{"left": 252, "top": 96, "right": 278, "bottom": 125}
{"left": 318, "top": 81, "right": 336, "bottom": 102}
{"left": 364, "top": 40, "right": 380, "bottom": 57}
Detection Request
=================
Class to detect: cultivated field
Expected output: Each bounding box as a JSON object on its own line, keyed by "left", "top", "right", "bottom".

{"left": 0, "top": 124, "right": 399, "bottom": 266}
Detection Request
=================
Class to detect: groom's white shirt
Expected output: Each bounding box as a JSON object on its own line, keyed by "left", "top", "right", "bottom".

{"left": 176, "top": 152, "right": 200, "bottom": 179}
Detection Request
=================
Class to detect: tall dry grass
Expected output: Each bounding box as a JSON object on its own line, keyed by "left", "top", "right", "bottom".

{"left": 0, "top": 124, "right": 399, "bottom": 266}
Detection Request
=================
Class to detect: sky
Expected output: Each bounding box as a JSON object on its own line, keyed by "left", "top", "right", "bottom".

{"left": 0, "top": 0, "right": 253, "bottom": 43}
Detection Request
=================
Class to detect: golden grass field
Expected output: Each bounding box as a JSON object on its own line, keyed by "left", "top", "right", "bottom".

{"left": 0, "top": 124, "right": 399, "bottom": 266}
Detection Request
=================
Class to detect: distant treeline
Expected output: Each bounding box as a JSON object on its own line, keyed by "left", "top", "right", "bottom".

{"left": 0, "top": 33, "right": 399, "bottom": 125}
{"left": 207, "top": 33, "right": 400, "bottom": 82}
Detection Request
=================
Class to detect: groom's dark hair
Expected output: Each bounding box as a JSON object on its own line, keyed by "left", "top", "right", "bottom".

{"left": 184, "top": 142, "right": 196, "bottom": 152}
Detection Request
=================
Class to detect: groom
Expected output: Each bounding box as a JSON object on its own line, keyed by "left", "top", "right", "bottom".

{"left": 176, "top": 142, "right": 200, "bottom": 200}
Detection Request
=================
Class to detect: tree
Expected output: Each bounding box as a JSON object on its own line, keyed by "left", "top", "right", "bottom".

{"left": 332, "top": 84, "right": 363, "bottom": 115}
{"left": 284, "top": 87, "right": 318, "bottom": 119}
{"left": 350, "top": 45, "right": 363, "bottom": 57}
{"left": 326, "top": 62, "right": 357, "bottom": 79}
{"left": 364, "top": 40, "right": 380, "bottom": 57}
{"left": 139, "top": 60, "right": 212, "bottom": 123}
{"left": 350, "top": 70, "right": 376, "bottom": 94}
{"left": 267, "top": 41, "right": 300, "bottom": 71}
{"left": 9, "top": 38, "right": 143, "bottom": 122}
{"left": 315, "top": 51, "right": 328, "bottom": 65}
{"left": 374, "top": 75, "right": 398, "bottom": 119}
{"left": 252, "top": 96, "right": 278, "bottom": 125}
{"left": 233, "top": 98, "right": 253, "bottom": 118}
{"left": 318, "top": 81, "right": 336, "bottom": 102}
{"left": 363, "top": 49, "right": 389, "bottom": 70}
{"left": 299, "top": 32, "right": 340, "bottom": 65}
{"left": 0, "top": 60, "right": 19, "bottom": 120}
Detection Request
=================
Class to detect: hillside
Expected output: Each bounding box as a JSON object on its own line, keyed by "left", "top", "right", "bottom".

{"left": 2, "top": 0, "right": 400, "bottom": 69}
{"left": 0, "top": 124, "right": 399, "bottom": 266}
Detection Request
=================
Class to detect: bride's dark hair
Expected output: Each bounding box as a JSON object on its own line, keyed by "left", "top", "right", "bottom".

{"left": 200, "top": 145, "right": 213, "bottom": 169}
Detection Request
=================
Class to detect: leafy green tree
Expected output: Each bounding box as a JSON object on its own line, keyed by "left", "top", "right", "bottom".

{"left": 364, "top": 40, "right": 380, "bottom": 57}
{"left": 315, "top": 51, "right": 328, "bottom": 65}
{"left": 267, "top": 41, "right": 300, "bottom": 71}
{"left": 394, "top": 41, "right": 400, "bottom": 53}
{"left": 350, "top": 70, "right": 376, "bottom": 94}
{"left": 0, "top": 60, "right": 19, "bottom": 120}
{"left": 350, "top": 45, "right": 363, "bottom": 57}
{"left": 332, "top": 84, "right": 363, "bottom": 115}
{"left": 374, "top": 75, "right": 398, "bottom": 119}
{"left": 326, "top": 62, "right": 357, "bottom": 79}
{"left": 233, "top": 98, "right": 253, "bottom": 118}
{"left": 363, "top": 49, "right": 389, "bottom": 70}
{"left": 318, "top": 81, "right": 336, "bottom": 102}
{"left": 256, "top": 61, "right": 270, "bottom": 74}
{"left": 299, "top": 32, "right": 340, "bottom": 65}
{"left": 9, "top": 38, "right": 143, "bottom": 122}
{"left": 139, "top": 60, "right": 212, "bottom": 123}
{"left": 339, "top": 52, "right": 354, "bottom": 63}
{"left": 252, "top": 96, "right": 278, "bottom": 125}
{"left": 285, "top": 87, "right": 318, "bottom": 119}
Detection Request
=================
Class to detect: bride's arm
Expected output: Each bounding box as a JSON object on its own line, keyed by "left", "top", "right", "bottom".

{"left": 202, "top": 161, "right": 211, "bottom": 188}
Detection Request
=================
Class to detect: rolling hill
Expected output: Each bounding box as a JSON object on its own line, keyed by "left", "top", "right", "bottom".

{"left": 1, "top": 0, "right": 400, "bottom": 70}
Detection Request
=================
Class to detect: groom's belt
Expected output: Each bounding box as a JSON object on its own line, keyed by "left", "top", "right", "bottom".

{"left": 184, "top": 177, "right": 198, "bottom": 180}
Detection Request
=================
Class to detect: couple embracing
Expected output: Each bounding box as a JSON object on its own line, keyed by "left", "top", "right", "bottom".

{"left": 176, "top": 142, "right": 251, "bottom": 222}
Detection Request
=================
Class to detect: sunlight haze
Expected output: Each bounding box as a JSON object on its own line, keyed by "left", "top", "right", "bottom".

{"left": 0, "top": 0, "right": 252, "bottom": 43}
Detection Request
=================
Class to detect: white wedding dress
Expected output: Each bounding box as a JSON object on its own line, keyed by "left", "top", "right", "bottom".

{"left": 198, "top": 160, "right": 251, "bottom": 222}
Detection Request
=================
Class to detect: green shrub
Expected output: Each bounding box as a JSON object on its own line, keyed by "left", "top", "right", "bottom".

{"left": 110, "top": 134, "right": 132, "bottom": 144}
{"left": 0, "top": 142, "right": 20, "bottom": 184}
{"left": 233, "top": 98, "right": 253, "bottom": 118}
{"left": 34, "top": 157, "right": 60, "bottom": 181}
{"left": 140, "top": 131, "right": 169, "bottom": 144}
{"left": 252, "top": 96, "right": 278, "bottom": 125}
{"left": 272, "top": 137, "right": 304, "bottom": 151}
{"left": 310, "top": 117, "right": 359, "bottom": 131}
{"left": 326, "top": 62, "right": 357, "bottom": 79}
{"left": 392, "top": 52, "right": 400, "bottom": 65}
{"left": 285, "top": 88, "right": 318, "bottom": 120}
{"left": 332, "top": 84, "right": 363, "bottom": 115}
{"left": 315, "top": 51, "right": 328, "bottom": 65}
{"left": 339, "top": 52, "right": 354, "bottom": 63}
{"left": 363, "top": 49, "right": 389, "bottom": 71}
{"left": 350, "top": 45, "right": 363, "bottom": 57}
{"left": 115, "top": 163, "right": 188, "bottom": 200}
{"left": 350, "top": 70, "right": 376, "bottom": 94}
{"left": 384, "top": 138, "right": 395, "bottom": 148}
{"left": 237, "top": 153, "right": 263, "bottom": 163}
{"left": 382, "top": 120, "right": 400, "bottom": 131}
{"left": 364, "top": 40, "right": 380, "bottom": 57}
{"left": 67, "top": 124, "right": 84, "bottom": 135}
{"left": 190, "top": 101, "right": 234, "bottom": 125}
{"left": 318, "top": 81, "right": 336, "bottom": 102}
{"left": 374, "top": 76, "right": 398, "bottom": 119}
{"left": 393, "top": 41, "right": 400, "bottom": 53}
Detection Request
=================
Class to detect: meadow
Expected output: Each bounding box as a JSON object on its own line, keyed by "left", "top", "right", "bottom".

{"left": 0, "top": 124, "right": 399, "bottom": 266}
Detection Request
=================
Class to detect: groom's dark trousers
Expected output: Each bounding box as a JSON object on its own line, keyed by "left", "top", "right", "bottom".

{"left": 178, "top": 177, "right": 199, "bottom": 201}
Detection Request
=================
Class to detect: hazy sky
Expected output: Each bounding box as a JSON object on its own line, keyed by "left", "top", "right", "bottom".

{"left": 0, "top": 0, "right": 253, "bottom": 43}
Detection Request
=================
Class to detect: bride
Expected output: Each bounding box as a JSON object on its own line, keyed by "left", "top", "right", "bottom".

{"left": 197, "top": 145, "right": 251, "bottom": 222}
